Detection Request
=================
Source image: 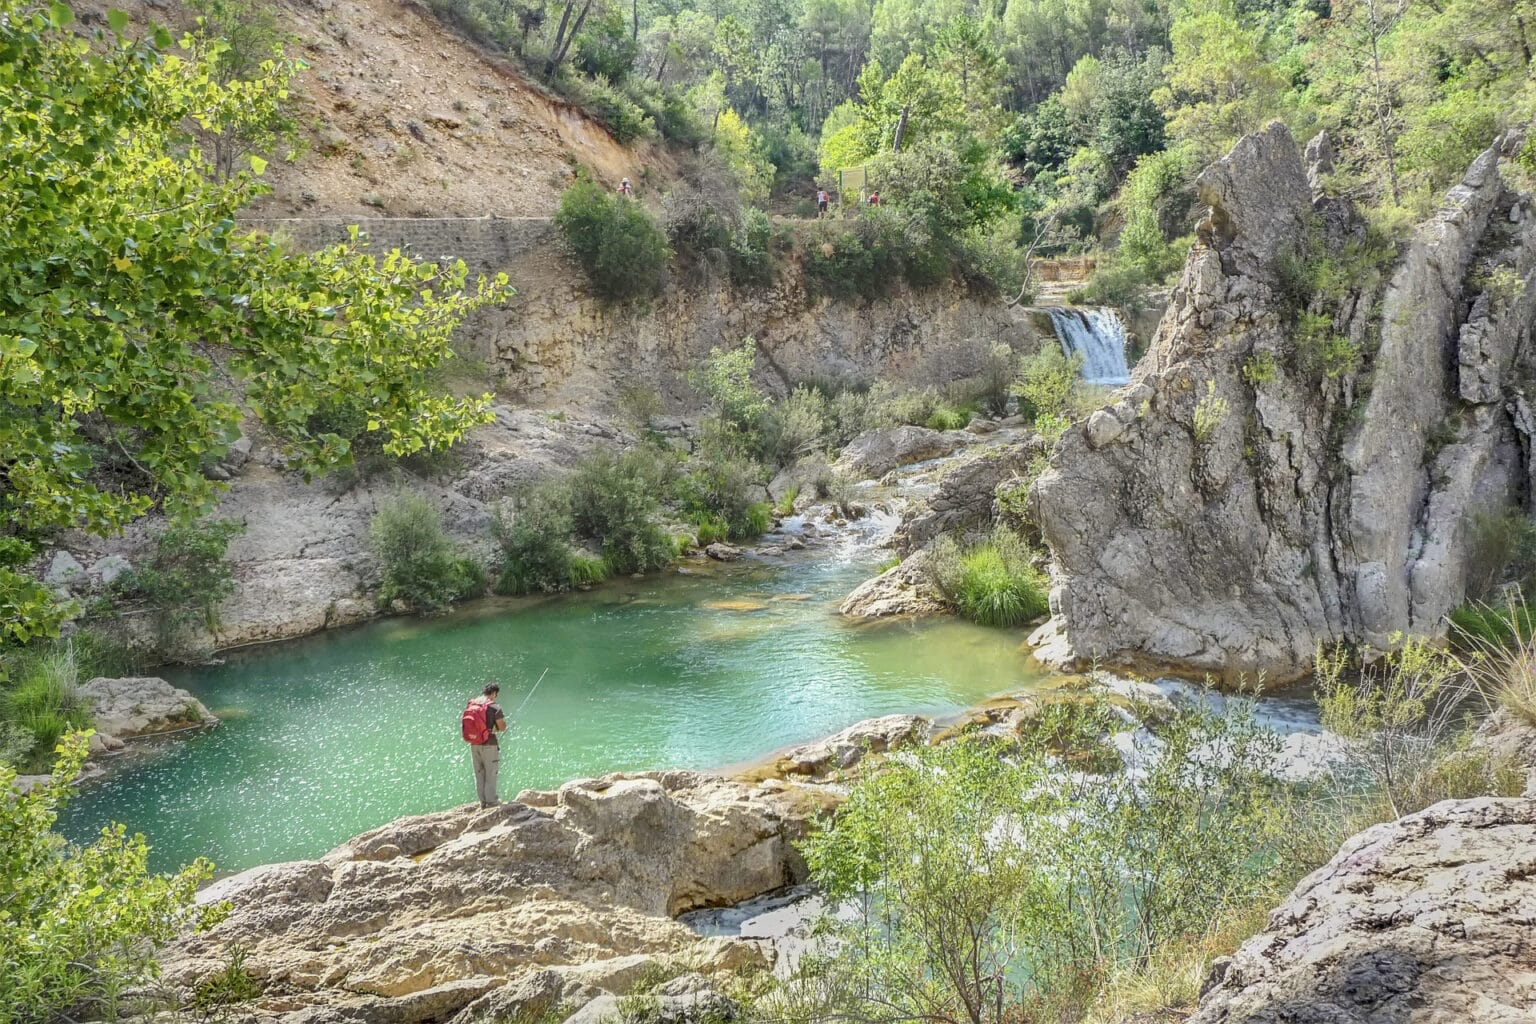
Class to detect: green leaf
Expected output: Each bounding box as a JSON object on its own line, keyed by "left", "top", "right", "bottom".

{"left": 106, "top": 8, "right": 127, "bottom": 33}
{"left": 248, "top": 155, "right": 267, "bottom": 175}
{"left": 49, "top": 1, "right": 73, "bottom": 26}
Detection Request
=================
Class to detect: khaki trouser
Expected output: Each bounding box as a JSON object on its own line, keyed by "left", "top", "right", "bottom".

{"left": 470, "top": 742, "right": 499, "bottom": 806}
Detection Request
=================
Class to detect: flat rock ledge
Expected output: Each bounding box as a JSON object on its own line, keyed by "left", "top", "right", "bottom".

{"left": 12, "top": 676, "right": 217, "bottom": 794}
{"left": 80, "top": 675, "right": 218, "bottom": 748}
{"left": 158, "top": 771, "right": 823, "bottom": 1024}
{"left": 1192, "top": 796, "right": 1536, "bottom": 1024}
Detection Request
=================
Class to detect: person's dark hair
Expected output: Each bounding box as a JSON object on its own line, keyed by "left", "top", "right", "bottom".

{"left": 482, "top": 682, "right": 500, "bottom": 696}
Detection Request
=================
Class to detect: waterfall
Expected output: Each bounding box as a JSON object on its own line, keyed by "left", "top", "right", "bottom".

{"left": 1044, "top": 307, "right": 1131, "bottom": 386}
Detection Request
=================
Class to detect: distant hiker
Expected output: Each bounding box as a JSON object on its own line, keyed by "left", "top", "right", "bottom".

{"left": 620, "top": 176, "right": 633, "bottom": 197}
{"left": 868, "top": 189, "right": 880, "bottom": 207}
{"left": 462, "top": 682, "right": 507, "bottom": 808}
{"left": 816, "top": 188, "right": 829, "bottom": 218}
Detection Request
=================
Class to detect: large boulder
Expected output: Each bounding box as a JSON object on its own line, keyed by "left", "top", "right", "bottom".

{"left": 1033, "top": 124, "right": 1536, "bottom": 683}
{"left": 78, "top": 676, "right": 217, "bottom": 742}
{"left": 838, "top": 549, "right": 944, "bottom": 619}
{"left": 835, "top": 426, "right": 964, "bottom": 480}
{"left": 159, "top": 771, "right": 805, "bottom": 1019}
{"left": 893, "top": 439, "right": 1042, "bottom": 555}
{"left": 1193, "top": 797, "right": 1536, "bottom": 1023}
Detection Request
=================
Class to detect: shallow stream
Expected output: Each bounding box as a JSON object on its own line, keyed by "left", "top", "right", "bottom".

{"left": 59, "top": 547, "right": 1049, "bottom": 873}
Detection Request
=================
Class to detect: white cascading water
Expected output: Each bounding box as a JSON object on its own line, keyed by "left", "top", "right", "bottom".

{"left": 1044, "top": 307, "right": 1131, "bottom": 386}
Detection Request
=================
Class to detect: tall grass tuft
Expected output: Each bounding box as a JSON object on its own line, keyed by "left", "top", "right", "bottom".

{"left": 2, "top": 648, "right": 90, "bottom": 771}
{"left": 928, "top": 528, "right": 1050, "bottom": 628}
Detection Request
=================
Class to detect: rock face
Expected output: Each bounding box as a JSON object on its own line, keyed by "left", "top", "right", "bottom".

{"left": 78, "top": 676, "right": 217, "bottom": 746}
{"left": 159, "top": 771, "right": 811, "bottom": 1023}
{"left": 894, "top": 438, "right": 1041, "bottom": 555}
{"left": 1034, "top": 123, "right": 1536, "bottom": 682}
{"left": 1192, "top": 797, "right": 1536, "bottom": 1023}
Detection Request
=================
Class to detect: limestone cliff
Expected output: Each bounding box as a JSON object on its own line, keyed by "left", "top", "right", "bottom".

{"left": 1032, "top": 123, "right": 1536, "bottom": 683}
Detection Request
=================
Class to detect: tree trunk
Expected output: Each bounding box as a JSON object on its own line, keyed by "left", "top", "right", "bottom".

{"left": 551, "top": 0, "right": 594, "bottom": 74}
{"left": 892, "top": 103, "right": 911, "bottom": 152}
{"left": 545, "top": 0, "right": 574, "bottom": 76}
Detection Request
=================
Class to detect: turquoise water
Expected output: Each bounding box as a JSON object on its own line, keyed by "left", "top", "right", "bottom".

{"left": 58, "top": 553, "right": 1048, "bottom": 873}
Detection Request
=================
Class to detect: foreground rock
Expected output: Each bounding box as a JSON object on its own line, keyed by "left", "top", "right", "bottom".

{"left": 1034, "top": 124, "right": 1536, "bottom": 682}
{"left": 159, "top": 771, "right": 820, "bottom": 1023}
{"left": 1193, "top": 797, "right": 1536, "bottom": 1023}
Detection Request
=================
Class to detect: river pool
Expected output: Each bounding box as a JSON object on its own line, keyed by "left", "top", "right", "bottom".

{"left": 58, "top": 549, "right": 1049, "bottom": 873}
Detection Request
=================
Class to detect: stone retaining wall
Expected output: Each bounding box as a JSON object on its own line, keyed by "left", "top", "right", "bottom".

{"left": 242, "top": 216, "right": 557, "bottom": 275}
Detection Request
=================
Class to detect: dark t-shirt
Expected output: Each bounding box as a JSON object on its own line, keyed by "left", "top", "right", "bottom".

{"left": 482, "top": 701, "right": 506, "bottom": 746}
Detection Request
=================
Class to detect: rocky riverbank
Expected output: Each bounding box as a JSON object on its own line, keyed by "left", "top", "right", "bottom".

{"left": 14, "top": 676, "right": 216, "bottom": 794}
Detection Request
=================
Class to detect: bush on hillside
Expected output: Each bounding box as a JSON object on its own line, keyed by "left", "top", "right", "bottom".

{"left": 113, "top": 517, "right": 244, "bottom": 655}
{"left": 370, "top": 492, "right": 484, "bottom": 611}
{"left": 1013, "top": 345, "right": 1080, "bottom": 436}
{"left": 491, "top": 484, "right": 606, "bottom": 595}
{"left": 555, "top": 179, "right": 669, "bottom": 301}
{"left": 566, "top": 451, "right": 676, "bottom": 574}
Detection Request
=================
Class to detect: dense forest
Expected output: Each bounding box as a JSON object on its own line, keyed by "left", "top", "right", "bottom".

{"left": 407, "top": 0, "right": 1536, "bottom": 303}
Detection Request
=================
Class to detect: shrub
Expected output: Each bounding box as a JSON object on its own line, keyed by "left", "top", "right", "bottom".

{"left": 661, "top": 155, "right": 740, "bottom": 286}
{"left": 370, "top": 492, "right": 483, "bottom": 612}
{"left": 797, "top": 696, "right": 1287, "bottom": 1022}
{"left": 677, "top": 449, "right": 770, "bottom": 541}
{"left": 760, "top": 385, "right": 829, "bottom": 467}
{"left": 728, "top": 207, "right": 776, "bottom": 287}
{"left": 975, "top": 340, "right": 1017, "bottom": 418}
{"left": 925, "top": 406, "right": 971, "bottom": 432}
{"left": 0, "top": 734, "right": 226, "bottom": 1022}
{"left": 689, "top": 341, "right": 769, "bottom": 434}
{"left": 555, "top": 179, "right": 669, "bottom": 301}
{"left": 775, "top": 486, "right": 800, "bottom": 517}
{"left": 1316, "top": 637, "right": 1483, "bottom": 818}
{"left": 492, "top": 484, "right": 608, "bottom": 595}
{"left": 1012, "top": 345, "right": 1079, "bottom": 427}
{"left": 1, "top": 649, "right": 91, "bottom": 771}
{"left": 1192, "top": 379, "right": 1229, "bottom": 443}
{"left": 1464, "top": 510, "right": 1536, "bottom": 600}
{"left": 114, "top": 517, "right": 244, "bottom": 654}
{"left": 927, "top": 529, "right": 1050, "bottom": 627}
{"left": 567, "top": 451, "right": 676, "bottom": 574}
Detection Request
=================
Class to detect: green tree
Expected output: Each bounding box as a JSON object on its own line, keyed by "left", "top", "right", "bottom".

{"left": 0, "top": 2, "right": 507, "bottom": 648}
{"left": 1154, "top": 0, "right": 1292, "bottom": 157}
{"left": 0, "top": 733, "right": 227, "bottom": 1022}
{"left": 554, "top": 178, "right": 671, "bottom": 300}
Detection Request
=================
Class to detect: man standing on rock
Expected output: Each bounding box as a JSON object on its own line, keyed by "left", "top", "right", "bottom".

{"left": 462, "top": 682, "right": 507, "bottom": 807}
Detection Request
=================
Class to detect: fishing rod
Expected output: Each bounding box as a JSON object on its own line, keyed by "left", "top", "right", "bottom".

{"left": 512, "top": 668, "right": 549, "bottom": 720}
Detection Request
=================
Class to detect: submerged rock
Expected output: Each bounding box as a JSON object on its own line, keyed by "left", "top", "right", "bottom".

{"left": 1193, "top": 796, "right": 1536, "bottom": 1023}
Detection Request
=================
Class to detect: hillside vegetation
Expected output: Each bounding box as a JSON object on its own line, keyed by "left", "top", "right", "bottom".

{"left": 396, "top": 0, "right": 1536, "bottom": 306}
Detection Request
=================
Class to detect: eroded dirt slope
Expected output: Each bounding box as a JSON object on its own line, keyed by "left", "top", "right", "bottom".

{"left": 114, "top": 0, "right": 660, "bottom": 216}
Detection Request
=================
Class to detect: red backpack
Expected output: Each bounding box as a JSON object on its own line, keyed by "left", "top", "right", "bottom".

{"left": 461, "top": 697, "right": 492, "bottom": 745}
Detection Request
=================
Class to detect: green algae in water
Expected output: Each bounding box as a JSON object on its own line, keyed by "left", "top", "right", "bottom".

{"left": 59, "top": 556, "right": 1047, "bottom": 873}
